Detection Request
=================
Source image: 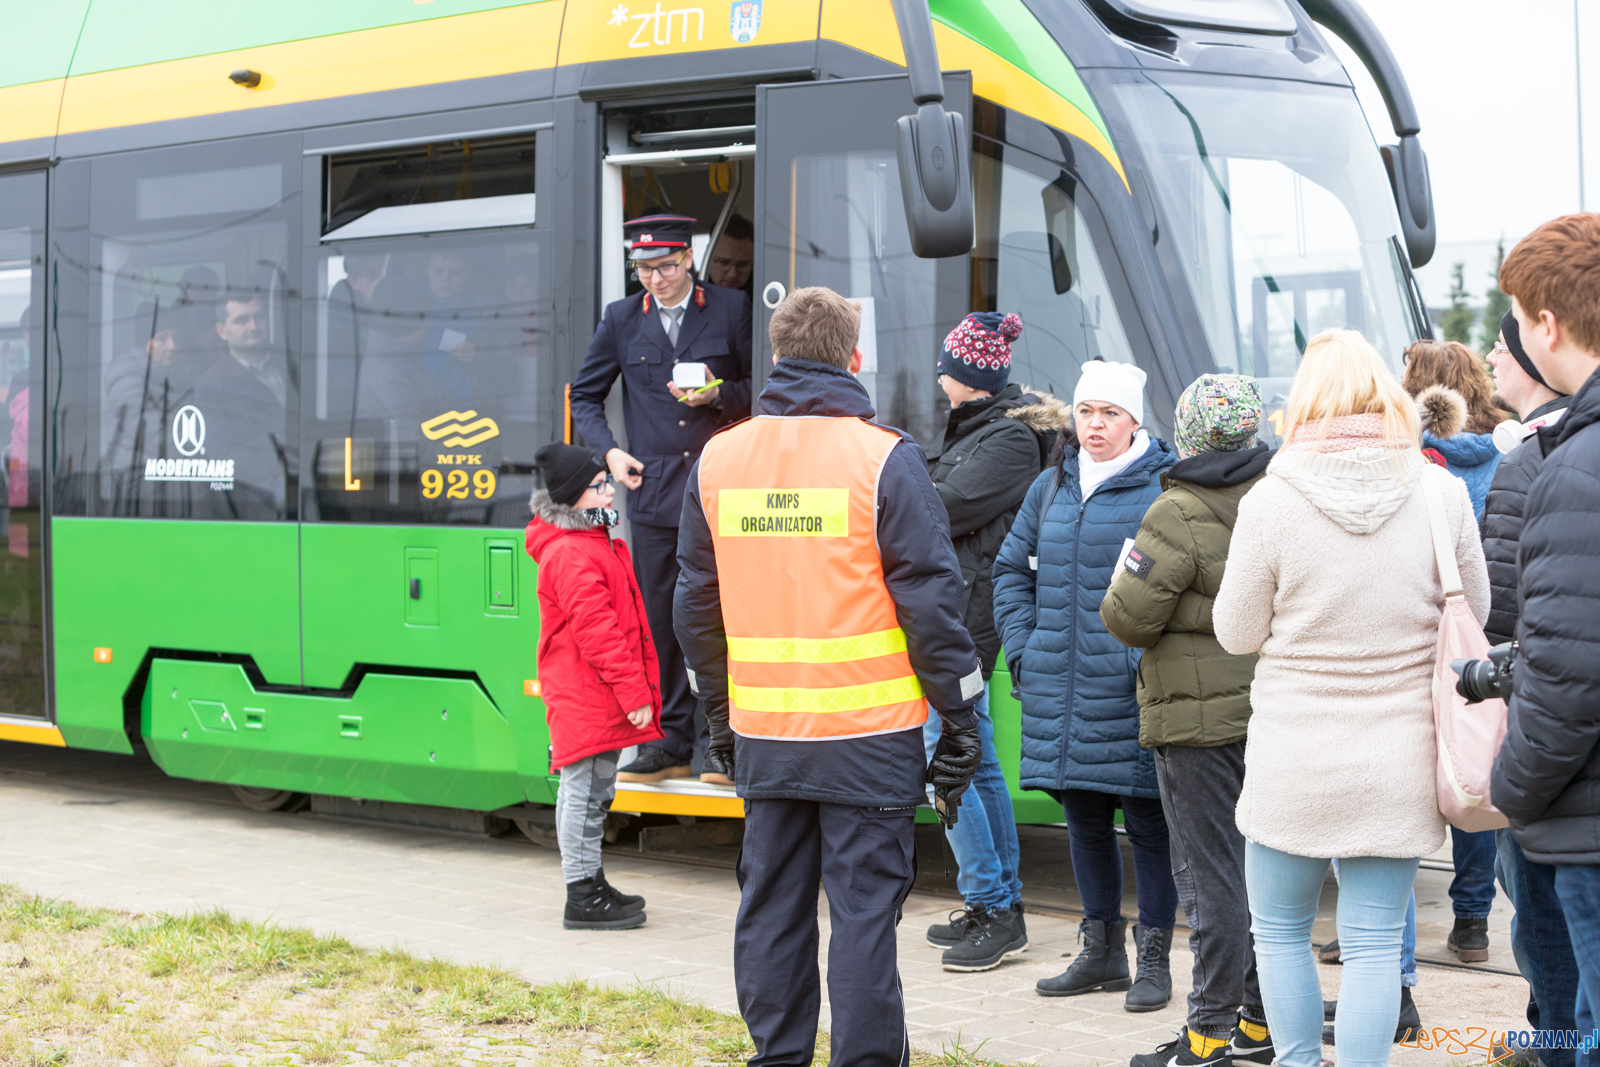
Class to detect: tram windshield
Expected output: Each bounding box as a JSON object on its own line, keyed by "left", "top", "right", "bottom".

{"left": 1114, "top": 74, "right": 1420, "bottom": 398}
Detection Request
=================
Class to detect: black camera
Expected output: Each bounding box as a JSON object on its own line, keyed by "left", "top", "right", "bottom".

{"left": 1451, "top": 642, "right": 1517, "bottom": 705}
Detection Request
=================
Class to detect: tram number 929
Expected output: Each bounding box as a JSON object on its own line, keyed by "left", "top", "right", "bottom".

{"left": 422, "top": 468, "right": 497, "bottom": 500}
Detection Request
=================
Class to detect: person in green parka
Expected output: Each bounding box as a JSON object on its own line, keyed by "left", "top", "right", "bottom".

{"left": 1101, "top": 374, "right": 1275, "bottom": 1067}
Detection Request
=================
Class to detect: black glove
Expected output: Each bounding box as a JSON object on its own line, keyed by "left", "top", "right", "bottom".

{"left": 705, "top": 699, "right": 736, "bottom": 783}
{"left": 927, "top": 708, "right": 981, "bottom": 828}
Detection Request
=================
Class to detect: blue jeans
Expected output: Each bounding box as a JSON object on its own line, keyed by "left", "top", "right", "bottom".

{"left": 923, "top": 694, "right": 1022, "bottom": 910}
{"left": 1497, "top": 829, "right": 1585, "bottom": 1067}
{"left": 1248, "top": 842, "right": 1417, "bottom": 1067}
{"left": 1332, "top": 858, "right": 1418, "bottom": 986}
{"left": 1061, "top": 788, "right": 1177, "bottom": 929}
{"left": 1449, "top": 827, "right": 1498, "bottom": 918}
{"left": 1555, "top": 865, "right": 1600, "bottom": 1064}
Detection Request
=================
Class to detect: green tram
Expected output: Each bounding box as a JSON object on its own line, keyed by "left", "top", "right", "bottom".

{"left": 0, "top": 0, "right": 1435, "bottom": 828}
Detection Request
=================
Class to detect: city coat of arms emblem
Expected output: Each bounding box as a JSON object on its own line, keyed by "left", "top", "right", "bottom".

{"left": 730, "top": 0, "right": 761, "bottom": 43}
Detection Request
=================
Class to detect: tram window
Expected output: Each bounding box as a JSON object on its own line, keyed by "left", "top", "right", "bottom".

{"left": 56, "top": 138, "right": 297, "bottom": 522}
{"left": 784, "top": 151, "right": 941, "bottom": 445}
{"left": 324, "top": 134, "right": 536, "bottom": 238}
{"left": 1113, "top": 74, "right": 1418, "bottom": 393}
{"left": 971, "top": 146, "right": 1138, "bottom": 402}
{"left": 307, "top": 230, "right": 548, "bottom": 527}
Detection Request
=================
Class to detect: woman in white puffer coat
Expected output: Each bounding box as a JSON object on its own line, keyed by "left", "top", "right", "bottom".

{"left": 1213, "top": 329, "right": 1489, "bottom": 1067}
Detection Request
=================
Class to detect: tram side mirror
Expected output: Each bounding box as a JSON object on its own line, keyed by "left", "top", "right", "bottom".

{"left": 1381, "top": 134, "right": 1436, "bottom": 268}
{"left": 895, "top": 104, "right": 974, "bottom": 259}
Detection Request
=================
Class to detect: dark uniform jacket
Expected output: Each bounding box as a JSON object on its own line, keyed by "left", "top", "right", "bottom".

{"left": 569, "top": 283, "right": 752, "bottom": 527}
{"left": 1480, "top": 395, "right": 1572, "bottom": 645}
{"left": 1100, "top": 445, "right": 1269, "bottom": 749}
{"left": 1492, "top": 367, "right": 1600, "bottom": 864}
{"left": 927, "top": 384, "right": 1063, "bottom": 678}
{"left": 673, "top": 358, "right": 982, "bottom": 808}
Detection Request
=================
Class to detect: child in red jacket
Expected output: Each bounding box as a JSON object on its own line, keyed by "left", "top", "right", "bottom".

{"left": 527, "top": 444, "right": 664, "bottom": 930}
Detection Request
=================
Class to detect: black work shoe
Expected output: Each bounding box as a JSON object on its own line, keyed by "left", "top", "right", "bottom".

{"left": 941, "top": 904, "right": 1028, "bottom": 972}
{"left": 1317, "top": 937, "right": 1341, "bottom": 963}
{"left": 1125, "top": 924, "right": 1174, "bottom": 1013}
{"left": 1229, "top": 1020, "right": 1274, "bottom": 1065}
{"left": 1322, "top": 983, "right": 1420, "bottom": 1044}
{"left": 616, "top": 747, "right": 692, "bottom": 783}
{"left": 928, "top": 904, "right": 984, "bottom": 949}
{"left": 1036, "top": 918, "right": 1129, "bottom": 996}
{"left": 1130, "top": 1030, "right": 1231, "bottom": 1067}
{"left": 564, "top": 877, "right": 646, "bottom": 930}
{"left": 1448, "top": 916, "right": 1490, "bottom": 962}
{"left": 594, "top": 870, "right": 645, "bottom": 914}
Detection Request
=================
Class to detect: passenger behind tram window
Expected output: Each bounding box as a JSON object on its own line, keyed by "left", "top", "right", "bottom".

{"left": 101, "top": 301, "right": 189, "bottom": 479}
{"left": 706, "top": 213, "right": 754, "bottom": 298}
{"left": 172, "top": 266, "right": 227, "bottom": 379}
{"left": 195, "top": 286, "right": 289, "bottom": 511}
{"left": 419, "top": 251, "right": 482, "bottom": 407}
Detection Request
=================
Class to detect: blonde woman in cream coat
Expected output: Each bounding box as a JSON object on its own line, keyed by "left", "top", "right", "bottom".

{"left": 1213, "top": 329, "right": 1489, "bottom": 1067}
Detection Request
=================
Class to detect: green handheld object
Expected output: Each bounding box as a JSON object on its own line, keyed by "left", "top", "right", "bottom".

{"left": 677, "top": 378, "right": 724, "bottom": 402}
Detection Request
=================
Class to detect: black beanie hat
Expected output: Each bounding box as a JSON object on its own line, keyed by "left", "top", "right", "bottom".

{"left": 536, "top": 443, "right": 606, "bottom": 506}
{"left": 1501, "top": 308, "right": 1554, "bottom": 390}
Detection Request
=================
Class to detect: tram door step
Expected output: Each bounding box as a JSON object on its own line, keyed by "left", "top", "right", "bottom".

{"left": 635, "top": 818, "right": 744, "bottom": 853}
{"left": 309, "top": 795, "right": 512, "bottom": 837}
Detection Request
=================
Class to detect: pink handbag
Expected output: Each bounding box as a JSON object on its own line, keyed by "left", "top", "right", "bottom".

{"left": 1422, "top": 474, "right": 1509, "bottom": 831}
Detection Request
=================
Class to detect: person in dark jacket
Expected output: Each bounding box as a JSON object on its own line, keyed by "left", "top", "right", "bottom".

{"left": 1101, "top": 374, "right": 1274, "bottom": 1067}
{"left": 921, "top": 311, "right": 1067, "bottom": 972}
{"left": 570, "top": 213, "right": 753, "bottom": 785}
{"left": 1479, "top": 307, "right": 1580, "bottom": 1066}
{"left": 1492, "top": 213, "right": 1600, "bottom": 1051}
{"left": 992, "top": 358, "right": 1180, "bottom": 1012}
{"left": 525, "top": 444, "right": 663, "bottom": 931}
{"left": 674, "top": 287, "right": 983, "bottom": 1067}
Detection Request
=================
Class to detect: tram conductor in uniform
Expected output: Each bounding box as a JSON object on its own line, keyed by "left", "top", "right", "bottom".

{"left": 674, "top": 286, "right": 983, "bottom": 1067}
{"left": 570, "top": 213, "right": 753, "bottom": 784}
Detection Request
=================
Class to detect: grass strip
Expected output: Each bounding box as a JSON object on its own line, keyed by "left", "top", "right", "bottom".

{"left": 0, "top": 885, "right": 997, "bottom": 1067}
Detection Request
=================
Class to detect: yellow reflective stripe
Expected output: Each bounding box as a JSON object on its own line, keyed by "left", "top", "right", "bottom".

{"left": 726, "top": 627, "right": 908, "bottom": 664}
{"left": 729, "top": 675, "right": 924, "bottom": 714}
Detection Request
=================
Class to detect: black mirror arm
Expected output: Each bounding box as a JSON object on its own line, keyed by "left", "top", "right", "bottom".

{"left": 890, "top": 0, "right": 947, "bottom": 106}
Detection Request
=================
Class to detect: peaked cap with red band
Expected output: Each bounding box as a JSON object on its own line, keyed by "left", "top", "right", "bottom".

{"left": 626, "top": 213, "right": 696, "bottom": 260}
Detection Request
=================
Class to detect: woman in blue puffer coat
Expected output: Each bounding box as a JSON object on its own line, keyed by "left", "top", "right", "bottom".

{"left": 993, "top": 359, "right": 1179, "bottom": 1013}
{"left": 1402, "top": 340, "right": 1510, "bottom": 520}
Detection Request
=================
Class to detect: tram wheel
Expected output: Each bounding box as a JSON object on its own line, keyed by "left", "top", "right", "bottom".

{"left": 512, "top": 816, "right": 559, "bottom": 849}
{"left": 230, "top": 785, "right": 310, "bottom": 813}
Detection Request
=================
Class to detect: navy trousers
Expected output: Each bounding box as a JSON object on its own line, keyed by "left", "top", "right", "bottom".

{"left": 629, "top": 520, "right": 701, "bottom": 762}
{"left": 735, "top": 799, "right": 916, "bottom": 1067}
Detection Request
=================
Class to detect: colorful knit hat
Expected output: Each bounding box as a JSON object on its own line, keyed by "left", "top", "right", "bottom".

{"left": 1172, "top": 374, "right": 1263, "bottom": 459}
{"left": 939, "top": 312, "right": 1023, "bottom": 393}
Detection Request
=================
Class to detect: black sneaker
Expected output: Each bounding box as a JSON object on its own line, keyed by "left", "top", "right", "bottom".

{"left": 1322, "top": 983, "right": 1419, "bottom": 1044}
{"left": 1130, "top": 1030, "right": 1230, "bottom": 1067}
{"left": 616, "top": 747, "right": 692, "bottom": 783}
{"left": 594, "top": 870, "right": 644, "bottom": 913}
{"left": 1228, "top": 1020, "right": 1274, "bottom": 1065}
{"left": 941, "top": 905, "right": 1027, "bottom": 972}
{"left": 564, "top": 877, "right": 646, "bottom": 930}
{"left": 927, "top": 904, "right": 984, "bottom": 949}
{"left": 1317, "top": 938, "right": 1341, "bottom": 963}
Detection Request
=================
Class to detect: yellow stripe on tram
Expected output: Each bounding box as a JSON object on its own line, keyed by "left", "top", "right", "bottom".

{"left": 730, "top": 675, "right": 924, "bottom": 714}
{"left": 726, "top": 627, "right": 908, "bottom": 664}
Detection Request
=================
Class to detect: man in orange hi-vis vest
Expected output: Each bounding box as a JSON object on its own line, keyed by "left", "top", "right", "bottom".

{"left": 674, "top": 287, "right": 984, "bottom": 1067}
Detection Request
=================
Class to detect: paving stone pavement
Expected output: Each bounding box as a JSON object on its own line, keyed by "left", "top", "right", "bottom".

{"left": 0, "top": 742, "right": 1531, "bottom": 1066}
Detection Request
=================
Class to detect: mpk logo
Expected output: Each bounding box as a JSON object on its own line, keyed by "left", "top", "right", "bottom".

{"left": 421, "top": 410, "right": 500, "bottom": 449}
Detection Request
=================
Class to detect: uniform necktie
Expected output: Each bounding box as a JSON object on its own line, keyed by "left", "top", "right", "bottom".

{"left": 665, "top": 306, "right": 684, "bottom": 347}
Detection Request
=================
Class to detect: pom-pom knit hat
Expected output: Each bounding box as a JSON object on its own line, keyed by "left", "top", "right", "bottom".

{"left": 939, "top": 312, "right": 1023, "bottom": 394}
{"left": 1172, "top": 374, "right": 1263, "bottom": 459}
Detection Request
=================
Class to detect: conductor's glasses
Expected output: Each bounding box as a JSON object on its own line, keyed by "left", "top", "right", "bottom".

{"left": 634, "top": 253, "right": 689, "bottom": 280}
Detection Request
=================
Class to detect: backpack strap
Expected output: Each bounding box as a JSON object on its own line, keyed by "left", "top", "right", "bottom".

{"left": 1420, "top": 472, "right": 1465, "bottom": 604}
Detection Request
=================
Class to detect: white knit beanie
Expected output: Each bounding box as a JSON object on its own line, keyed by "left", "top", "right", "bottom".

{"left": 1073, "top": 359, "right": 1147, "bottom": 425}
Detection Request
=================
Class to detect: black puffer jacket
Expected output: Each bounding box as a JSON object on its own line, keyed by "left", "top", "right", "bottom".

{"left": 1492, "top": 367, "right": 1600, "bottom": 864}
{"left": 928, "top": 384, "right": 1066, "bottom": 677}
{"left": 1480, "top": 395, "right": 1572, "bottom": 645}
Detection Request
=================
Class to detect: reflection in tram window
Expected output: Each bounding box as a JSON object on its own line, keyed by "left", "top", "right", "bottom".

{"left": 59, "top": 141, "right": 297, "bottom": 522}
{"left": 0, "top": 171, "right": 45, "bottom": 718}
{"left": 1114, "top": 74, "right": 1419, "bottom": 397}
{"left": 972, "top": 147, "right": 1138, "bottom": 405}
{"left": 784, "top": 152, "right": 940, "bottom": 445}
{"left": 310, "top": 232, "right": 547, "bottom": 527}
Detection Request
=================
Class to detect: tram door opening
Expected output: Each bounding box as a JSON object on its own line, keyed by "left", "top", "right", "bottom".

{"left": 0, "top": 172, "right": 48, "bottom": 719}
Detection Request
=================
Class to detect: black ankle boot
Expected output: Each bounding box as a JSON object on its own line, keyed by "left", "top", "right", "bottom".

{"left": 1125, "top": 924, "right": 1174, "bottom": 1012}
{"left": 594, "top": 870, "right": 644, "bottom": 912}
{"left": 1322, "top": 982, "right": 1422, "bottom": 1045}
{"left": 564, "top": 877, "right": 646, "bottom": 930}
{"left": 1036, "top": 918, "right": 1129, "bottom": 996}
